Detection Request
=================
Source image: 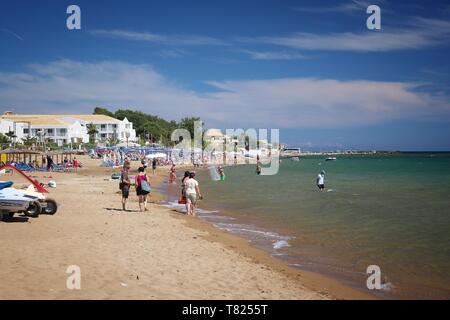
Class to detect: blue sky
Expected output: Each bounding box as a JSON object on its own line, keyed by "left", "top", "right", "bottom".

{"left": 1, "top": 0, "right": 449, "bottom": 150}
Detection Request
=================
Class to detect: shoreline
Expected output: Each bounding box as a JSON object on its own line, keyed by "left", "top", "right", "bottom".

{"left": 0, "top": 157, "right": 374, "bottom": 299}
{"left": 155, "top": 165, "right": 376, "bottom": 300}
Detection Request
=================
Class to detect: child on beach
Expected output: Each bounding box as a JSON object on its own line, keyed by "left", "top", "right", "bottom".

{"left": 135, "top": 167, "right": 151, "bottom": 212}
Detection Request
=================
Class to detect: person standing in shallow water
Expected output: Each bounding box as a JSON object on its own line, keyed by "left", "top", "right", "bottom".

{"left": 135, "top": 167, "right": 151, "bottom": 212}
{"left": 255, "top": 154, "right": 262, "bottom": 175}
{"left": 169, "top": 164, "right": 176, "bottom": 184}
{"left": 316, "top": 170, "right": 326, "bottom": 191}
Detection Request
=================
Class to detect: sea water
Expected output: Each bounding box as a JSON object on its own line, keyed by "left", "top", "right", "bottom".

{"left": 164, "top": 153, "right": 450, "bottom": 299}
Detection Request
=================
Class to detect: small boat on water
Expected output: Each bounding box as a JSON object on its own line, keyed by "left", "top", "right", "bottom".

{"left": 325, "top": 157, "right": 337, "bottom": 161}
{"left": 291, "top": 157, "right": 300, "bottom": 161}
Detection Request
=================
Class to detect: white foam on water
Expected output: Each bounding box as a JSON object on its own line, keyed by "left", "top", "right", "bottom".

{"left": 273, "top": 240, "right": 290, "bottom": 250}
{"left": 272, "top": 253, "right": 288, "bottom": 257}
{"left": 160, "top": 201, "right": 224, "bottom": 216}
{"left": 213, "top": 222, "right": 292, "bottom": 253}
{"left": 200, "top": 214, "right": 235, "bottom": 220}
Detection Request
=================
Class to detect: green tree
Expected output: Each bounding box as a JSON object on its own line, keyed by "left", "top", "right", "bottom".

{"left": 106, "top": 136, "right": 120, "bottom": 147}
{"left": 178, "top": 117, "right": 201, "bottom": 139}
{"left": 5, "top": 131, "right": 16, "bottom": 141}
{"left": 93, "top": 107, "right": 115, "bottom": 117}
{"left": 21, "top": 136, "right": 37, "bottom": 148}
{"left": 91, "top": 108, "right": 201, "bottom": 147}
{"left": 87, "top": 123, "right": 98, "bottom": 144}
{"left": 0, "top": 133, "right": 10, "bottom": 149}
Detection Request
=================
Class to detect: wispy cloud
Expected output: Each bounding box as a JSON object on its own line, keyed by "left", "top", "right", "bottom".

{"left": 0, "top": 28, "right": 23, "bottom": 41}
{"left": 294, "top": 0, "right": 372, "bottom": 14}
{"left": 90, "top": 14, "right": 450, "bottom": 55}
{"left": 238, "top": 49, "right": 306, "bottom": 60}
{"left": 90, "top": 29, "right": 226, "bottom": 46}
{"left": 245, "top": 17, "right": 450, "bottom": 52}
{"left": 158, "top": 49, "right": 188, "bottom": 58}
{"left": 1, "top": 60, "right": 448, "bottom": 129}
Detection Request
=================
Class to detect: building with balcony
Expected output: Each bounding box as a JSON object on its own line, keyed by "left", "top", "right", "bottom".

{"left": 0, "top": 112, "right": 136, "bottom": 146}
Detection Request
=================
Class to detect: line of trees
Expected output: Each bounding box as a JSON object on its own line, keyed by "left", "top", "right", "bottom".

{"left": 93, "top": 107, "right": 201, "bottom": 146}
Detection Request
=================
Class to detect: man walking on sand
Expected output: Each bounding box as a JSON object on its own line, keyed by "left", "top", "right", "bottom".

{"left": 184, "top": 172, "right": 202, "bottom": 216}
{"left": 120, "top": 164, "right": 131, "bottom": 211}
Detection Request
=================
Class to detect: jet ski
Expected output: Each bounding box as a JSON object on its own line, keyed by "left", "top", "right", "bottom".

{"left": 0, "top": 181, "right": 41, "bottom": 219}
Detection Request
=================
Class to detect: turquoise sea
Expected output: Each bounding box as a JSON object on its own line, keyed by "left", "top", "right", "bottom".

{"left": 165, "top": 153, "right": 450, "bottom": 299}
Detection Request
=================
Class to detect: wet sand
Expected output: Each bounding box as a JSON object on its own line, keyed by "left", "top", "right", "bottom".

{"left": 0, "top": 156, "right": 373, "bottom": 299}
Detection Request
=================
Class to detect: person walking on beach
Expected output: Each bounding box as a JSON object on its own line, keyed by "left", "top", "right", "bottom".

{"left": 120, "top": 164, "right": 131, "bottom": 211}
{"left": 46, "top": 155, "right": 54, "bottom": 171}
{"left": 73, "top": 157, "right": 79, "bottom": 171}
{"left": 141, "top": 156, "right": 148, "bottom": 169}
{"left": 152, "top": 158, "right": 157, "bottom": 175}
{"left": 184, "top": 172, "right": 202, "bottom": 216}
{"left": 135, "top": 167, "right": 151, "bottom": 212}
{"left": 316, "top": 170, "right": 325, "bottom": 191}
{"left": 181, "top": 170, "right": 190, "bottom": 198}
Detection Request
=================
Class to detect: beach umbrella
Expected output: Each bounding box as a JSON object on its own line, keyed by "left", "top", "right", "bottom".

{"left": 145, "top": 152, "right": 167, "bottom": 159}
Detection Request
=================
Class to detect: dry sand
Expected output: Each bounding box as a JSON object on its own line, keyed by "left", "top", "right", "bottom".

{"left": 0, "top": 156, "right": 373, "bottom": 300}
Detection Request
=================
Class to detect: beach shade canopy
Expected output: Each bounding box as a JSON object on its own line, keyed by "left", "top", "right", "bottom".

{"left": 115, "top": 142, "right": 141, "bottom": 147}
{"left": 145, "top": 152, "right": 167, "bottom": 159}
{"left": 0, "top": 148, "right": 42, "bottom": 155}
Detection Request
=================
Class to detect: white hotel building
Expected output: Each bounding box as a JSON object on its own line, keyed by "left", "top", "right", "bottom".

{"left": 0, "top": 112, "right": 136, "bottom": 145}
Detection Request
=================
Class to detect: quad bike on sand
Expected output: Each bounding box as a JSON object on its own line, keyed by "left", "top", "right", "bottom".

{"left": 0, "top": 164, "right": 58, "bottom": 220}
{"left": 0, "top": 181, "right": 42, "bottom": 219}
{"left": 20, "top": 184, "right": 58, "bottom": 215}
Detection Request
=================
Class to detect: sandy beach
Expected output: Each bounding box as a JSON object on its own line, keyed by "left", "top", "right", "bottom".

{"left": 0, "top": 156, "right": 373, "bottom": 300}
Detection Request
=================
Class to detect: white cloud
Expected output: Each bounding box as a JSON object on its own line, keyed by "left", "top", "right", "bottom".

{"left": 238, "top": 49, "right": 306, "bottom": 60}
{"left": 243, "top": 17, "right": 450, "bottom": 52}
{"left": 0, "top": 60, "right": 448, "bottom": 129}
{"left": 294, "top": 0, "right": 372, "bottom": 13}
{"left": 90, "top": 29, "right": 226, "bottom": 46}
{"left": 0, "top": 28, "right": 23, "bottom": 41}
{"left": 90, "top": 15, "right": 450, "bottom": 54}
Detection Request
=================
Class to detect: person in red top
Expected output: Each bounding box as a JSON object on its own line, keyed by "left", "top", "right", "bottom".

{"left": 73, "top": 157, "right": 78, "bottom": 170}
{"left": 135, "top": 167, "right": 150, "bottom": 212}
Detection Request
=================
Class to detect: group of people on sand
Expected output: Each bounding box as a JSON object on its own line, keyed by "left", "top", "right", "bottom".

{"left": 120, "top": 160, "right": 151, "bottom": 212}
{"left": 120, "top": 160, "right": 203, "bottom": 216}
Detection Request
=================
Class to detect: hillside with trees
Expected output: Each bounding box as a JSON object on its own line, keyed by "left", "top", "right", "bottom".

{"left": 93, "top": 107, "right": 201, "bottom": 146}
